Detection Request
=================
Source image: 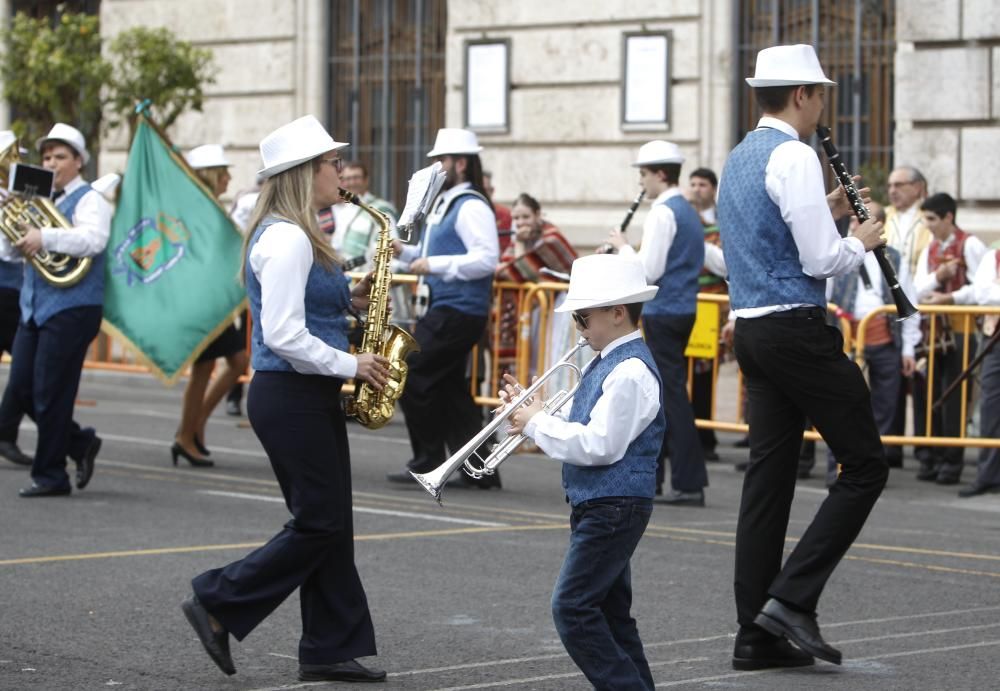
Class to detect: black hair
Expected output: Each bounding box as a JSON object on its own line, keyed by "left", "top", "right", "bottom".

{"left": 921, "top": 192, "right": 957, "bottom": 222}
{"left": 754, "top": 84, "right": 818, "bottom": 114}
{"left": 624, "top": 302, "right": 643, "bottom": 325}
{"left": 513, "top": 192, "right": 541, "bottom": 214}
{"left": 460, "top": 154, "right": 495, "bottom": 212}
{"left": 644, "top": 163, "right": 681, "bottom": 186}
{"left": 689, "top": 167, "right": 718, "bottom": 188}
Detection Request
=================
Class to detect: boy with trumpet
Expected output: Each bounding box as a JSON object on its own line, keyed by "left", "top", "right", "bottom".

{"left": 500, "top": 253, "right": 663, "bottom": 691}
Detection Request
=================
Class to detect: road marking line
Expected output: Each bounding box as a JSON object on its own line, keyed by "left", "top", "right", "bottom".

{"left": 827, "top": 603, "right": 1000, "bottom": 628}
{"left": 836, "top": 621, "right": 1000, "bottom": 645}
{"left": 198, "top": 489, "right": 509, "bottom": 527}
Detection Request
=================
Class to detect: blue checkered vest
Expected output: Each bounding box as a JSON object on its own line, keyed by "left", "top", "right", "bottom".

{"left": 424, "top": 192, "right": 494, "bottom": 316}
{"left": 644, "top": 194, "right": 705, "bottom": 316}
{"left": 246, "top": 218, "right": 351, "bottom": 372}
{"left": 0, "top": 259, "right": 22, "bottom": 291}
{"left": 562, "top": 338, "right": 665, "bottom": 506}
{"left": 718, "top": 127, "right": 827, "bottom": 310}
{"left": 20, "top": 184, "right": 106, "bottom": 325}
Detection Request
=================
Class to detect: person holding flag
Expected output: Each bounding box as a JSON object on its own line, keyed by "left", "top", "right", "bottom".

{"left": 0, "top": 123, "right": 107, "bottom": 497}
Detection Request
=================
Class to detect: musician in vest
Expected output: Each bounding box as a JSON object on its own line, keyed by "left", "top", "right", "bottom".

{"left": 606, "top": 140, "right": 707, "bottom": 507}
{"left": 182, "top": 115, "right": 390, "bottom": 683}
{"left": 0, "top": 124, "right": 106, "bottom": 497}
{"left": 717, "top": 45, "right": 888, "bottom": 669}
{"left": 884, "top": 165, "right": 931, "bottom": 467}
{"left": 805, "top": 203, "right": 921, "bottom": 485}
{"left": 388, "top": 128, "right": 501, "bottom": 487}
{"left": 963, "top": 247, "right": 1000, "bottom": 498}
{"left": 502, "top": 253, "right": 664, "bottom": 691}
{"left": 912, "top": 193, "right": 987, "bottom": 485}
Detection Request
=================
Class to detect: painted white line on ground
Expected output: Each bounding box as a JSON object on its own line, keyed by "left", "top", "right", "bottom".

{"left": 924, "top": 498, "right": 1000, "bottom": 514}
{"left": 826, "top": 603, "right": 1000, "bottom": 629}
{"left": 836, "top": 621, "right": 1000, "bottom": 645}
{"left": 198, "top": 490, "right": 508, "bottom": 527}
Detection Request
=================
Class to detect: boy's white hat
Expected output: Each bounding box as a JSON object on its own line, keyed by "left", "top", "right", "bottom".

{"left": 427, "top": 128, "right": 483, "bottom": 158}
{"left": 91, "top": 173, "right": 121, "bottom": 200}
{"left": 258, "top": 115, "right": 347, "bottom": 179}
{"left": 633, "top": 140, "right": 685, "bottom": 167}
{"left": 36, "top": 123, "right": 90, "bottom": 165}
{"left": 185, "top": 144, "right": 231, "bottom": 170}
{"left": 555, "top": 254, "right": 658, "bottom": 312}
{"left": 746, "top": 44, "right": 835, "bottom": 88}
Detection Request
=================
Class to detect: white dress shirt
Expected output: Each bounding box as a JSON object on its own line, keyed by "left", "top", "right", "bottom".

{"left": 249, "top": 221, "right": 358, "bottom": 378}
{"left": 886, "top": 204, "right": 923, "bottom": 285}
{"left": 398, "top": 182, "right": 499, "bottom": 281}
{"left": 523, "top": 331, "right": 661, "bottom": 467}
{"left": 618, "top": 187, "right": 681, "bottom": 284}
{"left": 729, "top": 117, "right": 866, "bottom": 319}
{"left": 913, "top": 231, "right": 988, "bottom": 304}
{"left": 973, "top": 250, "right": 1000, "bottom": 306}
{"left": 704, "top": 243, "right": 727, "bottom": 278}
{"left": 0, "top": 175, "right": 112, "bottom": 261}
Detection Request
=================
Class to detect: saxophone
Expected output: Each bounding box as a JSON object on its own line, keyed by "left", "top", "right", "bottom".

{"left": 339, "top": 188, "right": 420, "bottom": 429}
{"left": 0, "top": 139, "right": 91, "bottom": 287}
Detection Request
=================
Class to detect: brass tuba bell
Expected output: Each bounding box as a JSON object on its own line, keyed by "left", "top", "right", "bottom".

{"left": 0, "top": 139, "right": 91, "bottom": 287}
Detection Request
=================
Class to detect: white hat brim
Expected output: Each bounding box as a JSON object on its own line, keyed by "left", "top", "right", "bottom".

{"left": 554, "top": 286, "right": 659, "bottom": 313}
{"left": 631, "top": 158, "right": 685, "bottom": 167}
{"left": 426, "top": 146, "right": 483, "bottom": 158}
{"left": 257, "top": 142, "right": 348, "bottom": 179}
{"left": 36, "top": 137, "right": 90, "bottom": 166}
{"left": 746, "top": 77, "right": 836, "bottom": 87}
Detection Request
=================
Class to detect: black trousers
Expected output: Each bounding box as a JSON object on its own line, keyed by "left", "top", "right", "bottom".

{"left": 0, "top": 307, "right": 101, "bottom": 489}
{"left": 0, "top": 287, "right": 20, "bottom": 356}
{"left": 912, "top": 336, "right": 974, "bottom": 468}
{"left": 691, "top": 364, "right": 717, "bottom": 452}
{"left": 733, "top": 315, "right": 887, "bottom": 627}
{"left": 642, "top": 314, "right": 707, "bottom": 492}
{"left": 192, "top": 372, "right": 376, "bottom": 664}
{"left": 399, "top": 307, "right": 487, "bottom": 471}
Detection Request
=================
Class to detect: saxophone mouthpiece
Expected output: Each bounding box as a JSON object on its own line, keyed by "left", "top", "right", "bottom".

{"left": 338, "top": 187, "right": 358, "bottom": 204}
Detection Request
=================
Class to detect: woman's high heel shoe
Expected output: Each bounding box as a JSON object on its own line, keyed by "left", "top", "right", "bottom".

{"left": 194, "top": 435, "right": 211, "bottom": 457}
{"left": 171, "top": 442, "right": 214, "bottom": 468}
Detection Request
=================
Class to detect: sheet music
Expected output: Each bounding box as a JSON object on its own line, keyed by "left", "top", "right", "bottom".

{"left": 396, "top": 161, "right": 447, "bottom": 243}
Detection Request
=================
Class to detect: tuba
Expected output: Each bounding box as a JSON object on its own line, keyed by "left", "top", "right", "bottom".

{"left": 0, "top": 139, "right": 91, "bottom": 286}
{"left": 411, "top": 338, "right": 587, "bottom": 503}
{"left": 339, "top": 188, "right": 420, "bottom": 429}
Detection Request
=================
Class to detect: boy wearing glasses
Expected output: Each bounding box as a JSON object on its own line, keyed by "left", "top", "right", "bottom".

{"left": 502, "top": 253, "right": 663, "bottom": 691}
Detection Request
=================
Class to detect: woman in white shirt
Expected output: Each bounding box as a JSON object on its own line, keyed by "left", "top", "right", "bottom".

{"left": 181, "top": 116, "right": 390, "bottom": 684}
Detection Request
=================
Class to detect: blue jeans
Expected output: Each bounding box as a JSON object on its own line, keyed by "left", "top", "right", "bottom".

{"left": 552, "top": 496, "right": 654, "bottom": 691}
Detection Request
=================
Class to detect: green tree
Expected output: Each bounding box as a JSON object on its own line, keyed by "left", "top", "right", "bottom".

{"left": 0, "top": 11, "right": 109, "bottom": 152}
{"left": 105, "top": 26, "right": 216, "bottom": 139}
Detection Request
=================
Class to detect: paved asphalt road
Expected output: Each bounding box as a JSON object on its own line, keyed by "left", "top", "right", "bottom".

{"left": 1, "top": 367, "right": 999, "bottom": 690}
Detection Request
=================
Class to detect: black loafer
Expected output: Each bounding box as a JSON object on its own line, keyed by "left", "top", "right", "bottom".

{"left": 75, "top": 435, "right": 101, "bottom": 489}
{"left": 959, "top": 483, "right": 1000, "bottom": 498}
{"left": 0, "top": 440, "right": 32, "bottom": 466}
{"left": 733, "top": 636, "right": 815, "bottom": 670}
{"left": 655, "top": 489, "right": 705, "bottom": 507}
{"left": 19, "top": 483, "right": 71, "bottom": 498}
{"left": 299, "top": 659, "right": 386, "bottom": 682}
{"left": 754, "top": 598, "right": 841, "bottom": 665}
{"left": 181, "top": 595, "right": 235, "bottom": 676}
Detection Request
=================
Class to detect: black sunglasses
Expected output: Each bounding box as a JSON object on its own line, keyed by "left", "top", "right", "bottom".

{"left": 572, "top": 307, "right": 611, "bottom": 329}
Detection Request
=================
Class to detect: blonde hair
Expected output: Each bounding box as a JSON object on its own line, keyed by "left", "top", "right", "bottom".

{"left": 239, "top": 159, "right": 339, "bottom": 284}
{"left": 195, "top": 166, "right": 228, "bottom": 197}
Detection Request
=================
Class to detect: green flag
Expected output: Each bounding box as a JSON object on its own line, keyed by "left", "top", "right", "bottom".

{"left": 103, "top": 114, "right": 247, "bottom": 384}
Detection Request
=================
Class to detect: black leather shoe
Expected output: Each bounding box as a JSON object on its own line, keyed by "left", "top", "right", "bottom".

{"left": 388, "top": 470, "right": 419, "bottom": 484}
{"left": 181, "top": 595, "right": 235, "bottom": 676}
{"left": 225, "top": 399, "right": 241, "bottom": 417}
{"left": 655, "top": 489, "right": 705, "bottom": 507}
{"left": 916, "top": 460, "right": 939, "bottom": 481}
{"left": 732, "top": 636, "right": 815, "bottom": 670}
{"left": 935, "top": 463, "right": 962, "bottom": 485}
{"left": 75, "top": 434, "right": 101, "bottom": 489}
{"left": 735, "top": 460, "right": 750, "bottom": 472}
{"left": 959, "top": 482, "right": 1000, "bottom": 498}
{"left": 19, "top": 483, "right": 71, "bottom": 497}
{"left": 0, "top": 440, "right": 32, "bottom": 466}
{"left": 299, "top": 659, "right": 386, "bottom": 682}
{"left": 754, "top": 598, "right": 841, "bottom": 665}
{"left": 704, "top": 449, "right": 720, "bottom": 462}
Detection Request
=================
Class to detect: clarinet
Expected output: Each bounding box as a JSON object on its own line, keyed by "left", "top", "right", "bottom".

{"left": 816, "top": 126, "right": 918, "bottom": 321}
{"left": 598, "top": 189, "right": 646, "bottom": 254}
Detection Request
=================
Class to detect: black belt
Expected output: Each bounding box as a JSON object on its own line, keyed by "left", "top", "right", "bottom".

{"left": 760, "top": 307, "right": 826, "bottom": 320}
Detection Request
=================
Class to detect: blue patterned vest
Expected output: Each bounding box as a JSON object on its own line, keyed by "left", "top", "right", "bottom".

{"left": 246, "top": 218, "right": 352, "bottom": 372}
{"left": 20, "top": 184, "right": 106, "bottom": 325}
{"left": 644, "top": 193, "right": 705, "bottom": 316}
{"left": 0, "top": 259, "right": 22, "bottom": 291}
{"left": 828, "top": 245, "right": 903, "bottom": 349}
{"left": 718, "top": 127, "right": 827, "bottom": 310}
{"left": 562, "top": 337, "right": 665, "bottom": 506}
{"left": 424, "top": 192, "right": 494, "bottom": 316}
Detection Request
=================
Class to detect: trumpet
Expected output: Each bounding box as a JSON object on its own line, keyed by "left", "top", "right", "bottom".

{"left": 411, "top": 338, "right": 589, "bottom": 503}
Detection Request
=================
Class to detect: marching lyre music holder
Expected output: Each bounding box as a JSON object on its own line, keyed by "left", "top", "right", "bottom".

{"left": 9, "top": 163, "right": 55, "bottom": 200}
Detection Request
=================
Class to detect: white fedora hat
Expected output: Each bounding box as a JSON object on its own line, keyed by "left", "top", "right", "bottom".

{"left": 555, "top": 254, "right": 658, "bottom": 313}
{"left": 746, "top": 44, "right": 835, "bottom": 88}
{"left": 258, "top": 115, "right": 348, "bottom": 179}
{"left": 633, "top": 140, "right": 685, "bottom": 167}
{"left": 91, "top": 173, "right": 121, "bottom": 201}
{"left": 426, "top": 128, "right": 483, "bottom": 158}
{"left": 185, "top": 144, "right": 231, "bottom": 170}
{"left": 37, "top": 123, "right": 90, "bottom": 165}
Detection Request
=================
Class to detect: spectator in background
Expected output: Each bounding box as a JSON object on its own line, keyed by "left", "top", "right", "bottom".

{"left": 484, "top": 170, "right": 513, "bottom": 255}
{"left": 330, "top": 161, "right": 397, "bottom": 271}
